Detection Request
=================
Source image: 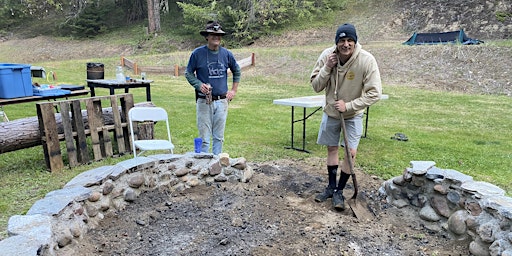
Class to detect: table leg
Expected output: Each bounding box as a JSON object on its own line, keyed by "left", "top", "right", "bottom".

{"left": 363, "top": 107, "right": 370, "bottom": 138}
{"left": 302, "top": 107, "right": 307, "bottom": 151}
{"left": 287, "top": 106, "right": 295, "bottom": 150}
{"left": 145, "top": 85, "right": 151, "bottom": 101}
{"left": 124, "top": 87, "right": 130, "bottom": 94}
{"left": 285, "top": 106, "right": 309, "bottom": 152}
{"left": 285, "top": 106, "right": 321, "bottom": 153}
{"left": 89, "top": 85, "right": 96, "bottom": 97}
{"left": 110, "top": 88, "right": 115, "bottom": 95}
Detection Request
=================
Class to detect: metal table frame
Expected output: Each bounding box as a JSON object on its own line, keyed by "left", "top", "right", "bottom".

{"left": 273, "top": 95, "right": 370, "bottom": 153}
{"left": 86, "top": 79, "right": 153, "bottom": 101}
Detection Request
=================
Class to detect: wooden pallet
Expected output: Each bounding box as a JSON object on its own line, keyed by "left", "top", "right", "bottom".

{"left": 36, "top": 94, "right": 135, "bottom": 171}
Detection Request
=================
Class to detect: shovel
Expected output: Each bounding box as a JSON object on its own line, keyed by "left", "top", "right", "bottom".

{"left": 340, "top": 112, "right": 374, "bottom": 221}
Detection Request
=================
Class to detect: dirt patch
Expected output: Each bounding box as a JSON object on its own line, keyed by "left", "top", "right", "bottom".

{"left": 0, "top": 36, "right": 134, "bottom": 63}
{"left": 65, "top": 158, "right": 469, "bottom": 256}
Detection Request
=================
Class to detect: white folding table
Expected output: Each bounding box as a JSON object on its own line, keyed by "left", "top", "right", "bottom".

{"left": 273, "top": 95, "right": 372, "bottom": 153}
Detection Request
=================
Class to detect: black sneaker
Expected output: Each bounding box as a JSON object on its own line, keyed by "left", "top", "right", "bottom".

{"left": 315, "top": 187, "right": 334, "bottom": 202}
{"left": 332, "top": 190, "right": 345, "bottom": 210}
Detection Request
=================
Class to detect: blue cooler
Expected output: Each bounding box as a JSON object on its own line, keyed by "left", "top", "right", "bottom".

{"left": 0, "top": 63, "right": 33, "bottom": 99}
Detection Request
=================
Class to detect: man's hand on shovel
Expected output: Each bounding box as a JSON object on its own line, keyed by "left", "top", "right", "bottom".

{"left": 334, "top": 100, "right": 346, "bottom": 113}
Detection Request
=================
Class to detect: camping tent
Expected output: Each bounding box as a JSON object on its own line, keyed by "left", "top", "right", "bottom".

{"left": 403, "top": 29, "right": 483, "bottom": 45}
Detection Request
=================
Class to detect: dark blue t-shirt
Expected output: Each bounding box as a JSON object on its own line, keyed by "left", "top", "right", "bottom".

{"left": 185, "top": 45, "right": 240, "bottom": 96}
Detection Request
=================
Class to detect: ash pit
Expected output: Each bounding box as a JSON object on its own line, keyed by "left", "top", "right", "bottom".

{"left": 63, "top": 157, "right": 471, "bottom": 256}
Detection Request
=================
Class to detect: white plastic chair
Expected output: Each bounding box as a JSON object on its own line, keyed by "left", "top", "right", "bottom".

{"left": 128, "top": 107, "right": 174, "bottom": 157}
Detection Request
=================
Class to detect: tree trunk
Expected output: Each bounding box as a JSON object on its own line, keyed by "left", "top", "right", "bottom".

{"left": 0, "top": 102, "right": 155, "bottom": 154}
{"left": 147, "top": 0, "right": 155, "bottom": 33}
{"left": 153, "top": 0, "right": 161, "bottom": 32}
{"left": 147, "top": 0, "right": 161, "bottom": 34}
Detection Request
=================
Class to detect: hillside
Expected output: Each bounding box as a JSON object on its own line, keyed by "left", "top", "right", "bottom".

{"left": 2, "top": 0, "right": 511, "bottom": 60}
{"left": 0, "top": 0, "right": 511, "bottom": 96}
{"left": 254, "top": 0, "right": 512, "bottom": 46}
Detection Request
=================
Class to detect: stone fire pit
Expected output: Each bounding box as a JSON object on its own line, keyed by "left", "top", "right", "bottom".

{"left": 1, "top": 154, "right": 511, "bottom": 256}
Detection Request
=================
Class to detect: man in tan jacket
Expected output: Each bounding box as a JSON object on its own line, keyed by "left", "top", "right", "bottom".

{"left": 310, "top": 23, "right": 382, "bottom": 210}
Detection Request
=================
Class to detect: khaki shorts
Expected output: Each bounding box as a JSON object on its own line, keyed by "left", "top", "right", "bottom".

{"left": 317, "top": 112, "right": 363, "bottom": 149}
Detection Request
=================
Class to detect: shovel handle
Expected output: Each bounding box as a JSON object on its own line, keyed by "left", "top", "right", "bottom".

{"left": 340, "top": 112, "right": 358, "bottom": 199}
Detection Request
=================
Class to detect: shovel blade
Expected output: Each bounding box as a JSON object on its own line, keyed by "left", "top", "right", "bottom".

{"left": 347, "top": 198, "right": 374, "bottom": 221}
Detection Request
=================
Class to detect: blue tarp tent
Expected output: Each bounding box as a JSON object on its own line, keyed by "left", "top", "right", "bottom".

{"left": 403, "top": 29, "right": 483, "bottom": 45}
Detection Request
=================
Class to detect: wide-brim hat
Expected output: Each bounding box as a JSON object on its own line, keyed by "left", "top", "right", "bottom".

{"left": 200, "top": 21, "right": 226, "bottom": 37}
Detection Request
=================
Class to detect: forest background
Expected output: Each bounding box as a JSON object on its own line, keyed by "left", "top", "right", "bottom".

{"left": 1, "top": 0, "right": 345, "bottom": 47}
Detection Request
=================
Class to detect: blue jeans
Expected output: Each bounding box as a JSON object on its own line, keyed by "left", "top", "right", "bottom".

{"left": 196, "top": 98, "right": 228, "bottom": 155}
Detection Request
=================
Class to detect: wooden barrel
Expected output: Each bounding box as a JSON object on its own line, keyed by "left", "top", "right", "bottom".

{"left": 86, "top": 63, "right": 104, "bottom": 79}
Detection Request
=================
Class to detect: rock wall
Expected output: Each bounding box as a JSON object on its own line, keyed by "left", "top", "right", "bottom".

{"left": 1, "top": 156, "right": 511, "bottom": 256}
{"left": 0, "top": 153, "right": 253, "bottom": 256}
{"left": 380, "top": 161, "right": 512, "bottom": 256}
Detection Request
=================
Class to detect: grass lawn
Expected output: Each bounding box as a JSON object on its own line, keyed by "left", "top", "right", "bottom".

{"left": 0, "top": 43, "right": 511, "bottom": 240}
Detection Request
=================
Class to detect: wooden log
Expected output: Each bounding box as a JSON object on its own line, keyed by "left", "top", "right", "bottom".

{"left": 0, "top": 102, "right": 155, "bottom": 154}
{"left": 137, "top": 122, "right": 155, "bottom": 140}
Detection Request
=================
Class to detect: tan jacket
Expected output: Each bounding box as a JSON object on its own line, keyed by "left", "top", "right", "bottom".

{"left": 310, "top": 43, "right": 382, "bottom": 119}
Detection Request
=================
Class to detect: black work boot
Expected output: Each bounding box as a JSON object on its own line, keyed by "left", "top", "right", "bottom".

{"left": 332, "top": 189, "right": 345, "bottom": 210}
{"left": 315, "top": 187, "right": 335, "bottom": 202}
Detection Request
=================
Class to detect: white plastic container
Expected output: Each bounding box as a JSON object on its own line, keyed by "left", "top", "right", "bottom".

{"left": 115, "top": 66, "right": 125, "bottom": 82}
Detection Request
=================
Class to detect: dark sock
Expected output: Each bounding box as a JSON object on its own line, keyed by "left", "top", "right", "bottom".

{"left": 337, "top": 172, "right": 351, "bottom": 190}
{"left": 327, "top": 165, "right": 338, "bottom": 188}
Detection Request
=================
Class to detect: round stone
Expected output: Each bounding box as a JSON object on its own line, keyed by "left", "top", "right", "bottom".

{"left": 88, "top": 191, "right": 101, "bottom": 202}
{"left": 447, "top": 210, "right": 468, "bottom": 235}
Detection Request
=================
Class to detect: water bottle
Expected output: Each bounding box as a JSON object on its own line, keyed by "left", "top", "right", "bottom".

{"left": 116, "top": 66, "right": 125, "bottom": 82}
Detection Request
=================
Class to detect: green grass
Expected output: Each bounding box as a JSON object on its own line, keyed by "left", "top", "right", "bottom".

{"left": 1, "top": 43, "right": 511, "bottom": 240}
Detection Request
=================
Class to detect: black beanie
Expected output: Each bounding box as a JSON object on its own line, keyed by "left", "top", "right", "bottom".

{"left": 335, "top": 23, "right": 358, "bottom": 44}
